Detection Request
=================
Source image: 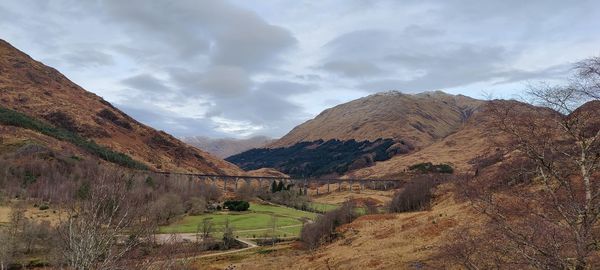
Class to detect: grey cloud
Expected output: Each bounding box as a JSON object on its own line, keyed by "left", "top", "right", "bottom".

{"left": 205, "top": 80, "right": 313, "bottom": 134}
{"left": 358, "top": 44, "right": 571, "bottom": 93}
{"left": 324, "top": 29, "right": 388, "bottom": 59}
{"left": 115, "top": 102, "right": 227, "bottom": 138}
{"left": 96, "top": 0, "right": 296, "bottom": 71}
{"left": 492, "top": 64, "right": 573, "bottom": 85}
{"left": 0, "top": 5, "right": 16, "bottom": 23}
{"left": 121, "top": 74, "right": 168, "bottom": 93}
{"left": 62, "top": 49, "right": 114, "bottom": 68}
{"left": 321, "top": 60, "right": 384, "bottom": 77}
{"left": 359, "top": 44, "right": 514, "bottom": 92}
{"left": 211, "top": 18, "right": 297, "bottom": 69}
{"left": 169, "top": 66, "right": 251, "bottom": 98}
{"left": 295, "top": 74, "right": 322, "bottom": 81}
{"left": 256, "top": 80, "right": 312, "bottom": 97}
{"left": 200, "top": 66, "right": 251, "bottom": 97}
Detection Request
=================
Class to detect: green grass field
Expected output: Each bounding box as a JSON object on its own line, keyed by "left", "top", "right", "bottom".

{"left": 159, "top": 203, "right": 317, "bottom": 238}
{"left": 308, "top": 202, "right": 339, "bottom": 212}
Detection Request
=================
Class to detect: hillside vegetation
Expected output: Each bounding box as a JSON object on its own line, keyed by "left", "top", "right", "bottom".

{"left": 0, "top": 106, "right": 147, "bottom": 169}
{"left": 227, "top": 138, "right": 399, "bottom": 178}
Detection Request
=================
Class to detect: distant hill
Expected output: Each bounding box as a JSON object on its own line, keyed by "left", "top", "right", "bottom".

{"left": 0, "top": 39, "right": 243, "bottom": 174}
{"left": 182, "top": 135, "right": 274, "bottom": 158}
{"left": 344, "top": 98, "right": 566, "bottom": 179}
{"left": 270, "top": 91, "right": 483, "bottom": 149}
{"left": 229, "top": 91, "right": 484, "bottom": 177}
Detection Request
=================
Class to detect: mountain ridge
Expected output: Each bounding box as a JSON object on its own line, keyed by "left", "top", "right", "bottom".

{"left": 0, "top": 39, "right": 243, "bottom": 174}
{"left": 268, "top": 90, "right": 483, "bottom": 149}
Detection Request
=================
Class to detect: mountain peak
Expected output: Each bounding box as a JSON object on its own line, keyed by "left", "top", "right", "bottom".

{"left": 269, "top": 90, "right": 484, "bottom": 149}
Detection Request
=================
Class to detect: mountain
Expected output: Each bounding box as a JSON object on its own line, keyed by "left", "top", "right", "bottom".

{"left": 182, "top": 135, "right": 274, "bottom": 158}
{"left": 270, "top": 91, "right": 483, "bottom": 149}
{"left": 0, "top": 39, "right": 242, "bottom": 174}
{"left": 345, "top": 99, "right": 562, "bottom": 178}
{"left": 228, "top": 91, "right": 483, "bottom": 177}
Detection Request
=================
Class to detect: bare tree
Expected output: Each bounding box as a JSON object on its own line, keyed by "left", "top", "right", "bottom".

{"left": 270, "top": 214, "right": 278, "bottom": 246}
{"left": 0, "top": 203, "right": 24, "bottom": 270}
{"left": 222, "top": 218, "right": 235, "bottom": 250}
{"left": 55, "top": 168, "right": 154, "bottom": 270}
{"left": 454, "top": 57, "right": 600, "bottom": 269}
{"left": 0, "top": 229, "right": 11, "bottom": 270}
{"left": 200, "top": 217, "right": 213, "bottom": 241}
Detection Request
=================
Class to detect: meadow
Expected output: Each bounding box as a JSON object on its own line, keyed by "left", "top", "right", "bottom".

{"left": 159, "top": 203, "right": 319, "bottom": 238}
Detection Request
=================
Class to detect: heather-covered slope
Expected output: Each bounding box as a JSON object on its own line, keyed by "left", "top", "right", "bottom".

{"left": 0, "top": 39, "right": 242, "bottom": 174}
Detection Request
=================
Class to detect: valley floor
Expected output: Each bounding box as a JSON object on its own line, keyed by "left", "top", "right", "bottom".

{"left": 191, "top": 184, "right": 473, "bottom": 269}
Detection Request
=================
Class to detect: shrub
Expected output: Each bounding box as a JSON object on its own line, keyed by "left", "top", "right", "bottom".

{"left": 38, "top": 204, "right": 49, "bottom": 211}
{"left": 186, "top": 197, "right": 207, "bottom": 215}
{"left": 409, "top": 162, "right": 454, "bottom": 174}
{"left": 388, "top": 176, "right": 438, "bottom": 213}
{"left": 300, "top": 202, "right": 357, "bottom": 250}
{"left": 223, "top": 200, "right": 250, "bottom": 211}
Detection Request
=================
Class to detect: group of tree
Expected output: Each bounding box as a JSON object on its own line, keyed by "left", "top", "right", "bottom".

{"left": 0, "top": 148, "right": 232, "bottom": 268}
{"left": 223, "top": 200, "right": 250, "bottom": 211}
{"left": 227, "top": 138, "right": 398, "bottom": 177}
{"left": 270, "top": 180, "right": 292, "bottom": 193}
{"left": 408, "top": 162, "right": 454, "bottom": 174}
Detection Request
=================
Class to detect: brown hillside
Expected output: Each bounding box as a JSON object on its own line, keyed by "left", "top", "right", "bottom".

{"left": 269, "top": 91, "right": 483, "bottom": 149}
{"left": 0, "top": 39, "right": 242, "bottom": 174}
{"left": 346, "top": 100, "right": 556, "bottom": 178}
{"left": 246, "top": 168, "right": 289, "bottom": 178}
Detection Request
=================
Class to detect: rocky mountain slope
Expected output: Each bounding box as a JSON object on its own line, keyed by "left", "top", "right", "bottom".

{"left": 0, "top": 39, "right": 242, "bottom": 174}
{"left": 182, "top": 135, "right": 274, "bottom": 158}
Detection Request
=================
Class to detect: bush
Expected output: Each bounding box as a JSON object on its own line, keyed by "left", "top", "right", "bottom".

{"left": 38, "top": 204, "right": 49, "bottom": 211}
{"left": 388, "top": 176, "right": 438, "bottom": 213}
{"left": 223, "top": 200, "right": 250, "bottom": 211}
{"left": 300, "top": 202, "right": 357, "bottom": 249}
{"left": 409, "top": 162, "right": 454, "bottom": 174}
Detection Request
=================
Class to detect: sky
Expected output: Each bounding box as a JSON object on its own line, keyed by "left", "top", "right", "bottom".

{"left": 1, "top": 1, "right": 599, "bottom": 139}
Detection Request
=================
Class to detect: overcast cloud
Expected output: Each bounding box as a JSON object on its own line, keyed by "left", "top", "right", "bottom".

{"left": 1, "top": 0, "right": 599, "bottom": 138}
